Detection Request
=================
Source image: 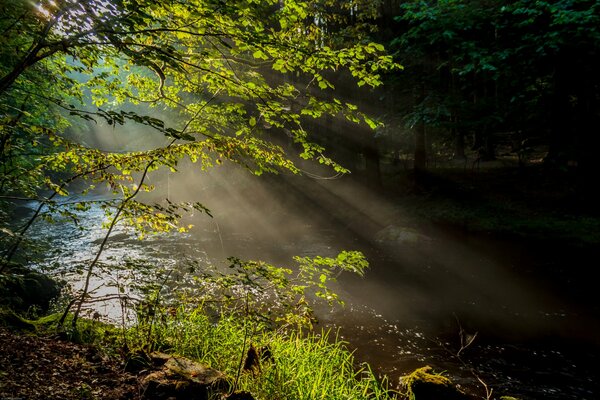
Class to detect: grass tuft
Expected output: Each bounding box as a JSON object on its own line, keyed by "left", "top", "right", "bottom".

{"left": 127, "top": 306, "right": 392, "bottom": 399}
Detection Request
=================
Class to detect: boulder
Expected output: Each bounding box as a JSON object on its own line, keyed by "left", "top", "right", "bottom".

{"left": 141, "top": 353, "right": 229, "bottom": 400}
{"left": 400, "top": 366, "right": 472, "bottom": 400}
{"left": 375, "top": 225, "right": 432, "bottom": 246}
{"left": 0, "top": 267, "right": 62, "bottom": 312}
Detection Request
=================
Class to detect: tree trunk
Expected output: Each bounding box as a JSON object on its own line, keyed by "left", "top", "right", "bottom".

{"left": 573, "top": 57, "right": 600, "bottom": 203}
{"left": 414, "top": 83, "right": 427, "bottom": 172}
{"left": 453, "top": 126, "right": 466, "bottom": 160}
{"left": 363, "top": 144, "right": 381, "bottom": 188}
{"left": 545, "top": 57, "right": 573, "bottom": 167}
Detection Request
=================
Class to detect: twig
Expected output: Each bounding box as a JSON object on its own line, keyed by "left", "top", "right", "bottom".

{"left": 426, "top": 314, "right": 491, "bottom": 399}
{"left": 232, "top": 292, "right": 251, "bottom": 395}
{"left": 455, "top": 313, "right": 478, "bottom": 357}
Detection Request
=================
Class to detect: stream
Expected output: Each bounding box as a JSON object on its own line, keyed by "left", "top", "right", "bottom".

{"left": 21, "top": 167, "right": 600, "bottom": 400}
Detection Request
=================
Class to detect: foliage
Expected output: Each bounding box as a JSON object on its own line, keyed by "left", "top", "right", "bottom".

{"left": 48, "top": 248, "right": 380, "bottom": 398}
{"left": 125, "top": 250, "right": 369, "bottom": 343}
{"left": 128, "top": 308, "right": 391, "bottom": 400}
{"left": 0, "top": 0, "right": 397, "bottom": 268}
{"left": 386, "top": 0, "right": 600, "bottom": 167}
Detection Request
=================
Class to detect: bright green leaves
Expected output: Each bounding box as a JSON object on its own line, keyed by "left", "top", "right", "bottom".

{"left": 266, "top": 36, "right": 398, "bottom": 91}
{"left": 278, "top": 1, "right": 309, "bottom": 30}
{"left": 363, "top": 115, "right": 379, "bottom": 130}
{"left": 252, "top": 49, "right": 269, "bottom": 60}
{"left": 293, "top": 251, "right": 369, "bottom": 306}
{"left": 220, "top": 250, "right": 369, "bottom": 327}
{"left": 271, "top": 59, "right": 288, "bottom": 73}
{"left": 331, "top": 250, "right": 369, "bottom": 276}
{"left": 117, "top": 199, "right": 210, "bottom": 239}
{"left": 1, "top": 0, "right": 395, "bottom": 259}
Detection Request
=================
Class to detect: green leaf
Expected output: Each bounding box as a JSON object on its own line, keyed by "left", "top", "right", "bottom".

{"left": 252, "top": 50, "right": 268, "bottom": 60}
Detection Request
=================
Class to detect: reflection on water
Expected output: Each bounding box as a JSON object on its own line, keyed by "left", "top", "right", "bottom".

{"left": 18, "top": 171, "right": 600, "bottom": 400}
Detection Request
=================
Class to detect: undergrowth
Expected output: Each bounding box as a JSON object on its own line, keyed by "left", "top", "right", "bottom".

{"left": 126, "top": 306, "right": 392, "bottom": 399}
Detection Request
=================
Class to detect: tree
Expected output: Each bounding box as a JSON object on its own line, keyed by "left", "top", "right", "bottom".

{"left": 0, "top": 0, "right": 397, "bottom": 325}
{"left": 386, "top": 0, "right": 600, "bottom": 180}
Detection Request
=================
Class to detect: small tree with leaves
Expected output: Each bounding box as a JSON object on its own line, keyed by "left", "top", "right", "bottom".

{"left": 0, "top": 0, "right": 398, "bottom": 328}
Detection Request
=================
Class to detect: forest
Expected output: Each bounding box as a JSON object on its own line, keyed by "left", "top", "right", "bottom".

{"left": 1, "top": 1, "right": 599, "bottom": 399}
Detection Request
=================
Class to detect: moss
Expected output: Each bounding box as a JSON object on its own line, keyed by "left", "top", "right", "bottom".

{"left": 33, "top": 312, "right": 63, "bottom": 327}
{"left": 0, "top": 307, "right": 36, "bottom": 330}
{"left": 400, "top": 366, "right": 468, "bottom": 400}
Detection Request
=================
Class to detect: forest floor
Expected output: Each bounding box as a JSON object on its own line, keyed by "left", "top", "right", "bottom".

{"left": 0, "top": 326, "right": 142, "bottom": 400}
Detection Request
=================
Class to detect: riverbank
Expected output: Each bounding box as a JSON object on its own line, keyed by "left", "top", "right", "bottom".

{"left": 386, "top": 163, "right": 600, "bottom": 246}
{"left": 0, "top": 252, "right": 401, "bottom": 400}
{"left": 0, "top": 309, "right": 473, "bottom": 400}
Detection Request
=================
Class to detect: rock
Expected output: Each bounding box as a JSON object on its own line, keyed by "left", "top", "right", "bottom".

{"left": 124, "top": 349, "right": 152, "bottom": 372}
{"left": 400, "top": 366, "right": 471, "bottom": 400}
{"left": 0, "top": 308, "right": 36, "bottom": 330}
{"left": 375, "top": 225, "right": 432, "bottom": 246}
{"left": 20, "top": 272, "right": 62, "bottom": 311}
{"left": 0, "top": 267, "right": 62, "bottom": 312}
{"left": 150, "top": 351, "right": 173, "bottom": 366}
{"left": 224, "top": 391, "right": 255, "bottom": 400}
{"left": 141, "top": 353, "right": 229, "bottom": 400}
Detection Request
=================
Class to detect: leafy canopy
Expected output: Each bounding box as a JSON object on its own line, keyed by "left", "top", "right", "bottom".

{"left": 0, "top": 0, "right": 397, "bottom": 245}
{"left": 387, "top": 0, "right": 600, "bottom": 160}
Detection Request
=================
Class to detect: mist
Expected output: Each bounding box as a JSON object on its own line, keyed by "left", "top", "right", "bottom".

{"left": 114, "top": 155, "right": 594, "bottom": 345}
{"left": 69, "top": 109, "right": 599, "bottom": 346}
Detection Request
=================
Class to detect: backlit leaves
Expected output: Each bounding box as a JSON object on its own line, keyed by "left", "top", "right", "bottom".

{"left": 1, "top": 0, "right": 397, "bottom": 247}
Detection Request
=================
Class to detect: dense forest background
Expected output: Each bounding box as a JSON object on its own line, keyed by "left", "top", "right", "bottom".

{"left": 318, "top": 1, "right": 600, "bottom": 198}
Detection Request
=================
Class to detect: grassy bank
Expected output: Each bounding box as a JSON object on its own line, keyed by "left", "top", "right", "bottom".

{"left": 0, "top": 251, "right": 406, "bottom": 400}
{"left": 127, "top": 307, "right": 392, "bottom": 399}
{"left": 0, "top": 305, "right": 394, "bottom": 400}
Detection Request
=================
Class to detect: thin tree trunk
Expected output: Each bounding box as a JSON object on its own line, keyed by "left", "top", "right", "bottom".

{"left": 414, "top": 82, "right": 427, "bottom": 172}
{"left": 70, "top": 161, "right": 155, "bottom": 331}
{"left": 363, "top": 144, "right": 381, "bottom": 188}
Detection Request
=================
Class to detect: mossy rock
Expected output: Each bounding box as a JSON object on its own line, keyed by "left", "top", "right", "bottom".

{"left": 0, "top": 307, "right": 36, "bottom": 330}
{"left": 141, "top": 353, "right": 229, "bottom": 400}
{"left": 400, "top": 366, "right": 470, "bottom": 400}
{"left": 0, "top": 267, "right": 62, "bottom": 313}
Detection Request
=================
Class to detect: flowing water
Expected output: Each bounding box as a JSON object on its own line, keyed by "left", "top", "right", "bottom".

{"left": 20, "top": 166, "right": 600, "bottom": 400}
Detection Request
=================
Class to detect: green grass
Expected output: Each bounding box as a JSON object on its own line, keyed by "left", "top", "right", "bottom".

{"left": 127, "top": 306, "right": 392, "bottom": 400}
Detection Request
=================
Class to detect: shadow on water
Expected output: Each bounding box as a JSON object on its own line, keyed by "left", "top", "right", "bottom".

{"left": 22, "top": 163, "right": 600, "bottom": 399}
